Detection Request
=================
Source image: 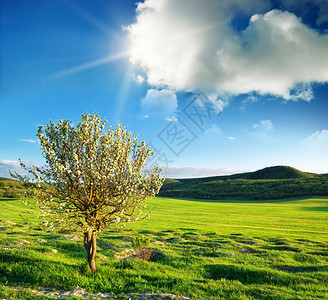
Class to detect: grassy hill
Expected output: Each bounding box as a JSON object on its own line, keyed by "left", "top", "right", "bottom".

{"left": 160, "top": 166, "right": 328, "bottom": 200}
{"left": 242, "top": 165, "right": 320, "bottom": 180}
{"left": 0, "top": 177, "right": 24, "bottom": 198}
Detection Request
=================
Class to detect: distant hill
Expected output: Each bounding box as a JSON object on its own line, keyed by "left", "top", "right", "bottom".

{"left": 196, "top": 165, "right": 318, "bottom": 180}
{"left": 1, "top": 166, "right": 327, "bottom": 201}
{"left": 160, "top": 166, "right": 328, "bottom": 200}
{"left": 161, "top": 166, "right": 322, "bottom": 187}
{"left": 236, "top": 166, "right": 320, "bottom": 180}
{"left": 0, "top": 177, "right": 24, "bottom": 198}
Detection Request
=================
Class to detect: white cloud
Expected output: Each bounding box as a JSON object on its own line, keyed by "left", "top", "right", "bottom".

{"left": 128, "top": 0, "right": 328, "bottom": 101}
{"left": 227, "top": 136, "right": 236, "bottom": 140}
{"left": 302, "top": 129, "right": 328, "bottom": 148}
{"left": 135, "top": 74, "right": 145, "bottom": 84}
{"left": 203, "top": 124, "right": 222, "bottom": 136}
{"left": 166, "top": 116, "right": 178, "bottom": 122}
{"left": 0, "top": 160, "right": 43, "bottom": 179}
{"left": 251, "top": 119, "right": 273, "bottom": 138}
{"left": 141, "top": 89, "right": 178, "bottom": 119}
{"left": 0, "top": 160, "right": 21, "bottom": 167}
{"left": 300, "top": 129, "right": 328, "bottom": 171}
{"left": 253, "top": 120, "right": 273, "bottom": 131}
{"left": 20, "top": 139, "right": 37, "bottom": 143}
{"left": 0, "top": 160, "right": 24, "bottom": 178}
{"left": 166, "top": 166, "right": 237, "bottom": 178}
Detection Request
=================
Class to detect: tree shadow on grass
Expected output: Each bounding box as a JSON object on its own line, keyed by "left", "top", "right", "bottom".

{"left": 163, "top": 196, "right": 314, "bottom": 204}
{"left": 0, "top": 198, "right": 22, "bottom": 202}
{"left": 300, "top": 206, "right": 328, "bottom": 212}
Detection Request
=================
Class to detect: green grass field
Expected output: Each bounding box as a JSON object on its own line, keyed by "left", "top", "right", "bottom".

{"left": 0, "top": 197, "right": 328, "bottom": 299}
{"left": 133, "top": 197, "right": 328, "bottom": 239}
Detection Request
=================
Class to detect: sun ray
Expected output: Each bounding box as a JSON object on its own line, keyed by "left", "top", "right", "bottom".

{"left": 51, "top": 51, "right": 130, "bottom": 78}
{"left": 115, "top": 62, "right": 135, "bottom": 121}
{"left": 63, "top": 1, "right": 116, "bottom": 36}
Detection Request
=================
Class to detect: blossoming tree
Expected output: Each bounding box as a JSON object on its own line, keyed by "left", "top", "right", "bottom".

{"left": 12, "top": 112, "right": 165, "bottom": 273}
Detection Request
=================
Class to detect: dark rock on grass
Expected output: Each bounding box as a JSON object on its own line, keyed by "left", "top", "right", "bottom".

{"left": 220, "top": 252, "right": 236, "bottom": 257}
{"left": 239, "top": 240, "right": 255, "bottom": 245}
{"left": 240, "top": 247, "right": 253, "bottom": 253}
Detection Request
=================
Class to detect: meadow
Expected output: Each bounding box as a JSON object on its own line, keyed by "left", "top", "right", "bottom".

{"left": 0, "top": 196, "right": 327, "bottom": 299}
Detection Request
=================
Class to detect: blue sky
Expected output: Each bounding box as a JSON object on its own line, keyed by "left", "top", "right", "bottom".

{"left": 1, "top": 0, "right": 328, "bottom": 178}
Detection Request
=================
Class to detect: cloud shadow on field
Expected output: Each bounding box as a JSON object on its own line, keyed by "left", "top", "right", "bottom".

{"left": 300, "top": 206, "right": 328, "bottom": 212}
{"left": 161, "top": 196, "right": 311, "bottom": 204}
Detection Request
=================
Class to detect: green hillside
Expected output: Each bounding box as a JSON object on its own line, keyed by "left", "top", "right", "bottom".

{"left": 160, "top": 166, "right": 328, "bottom": 200}
{"left": 0, "top": 177, "right": 24, "bottom": 198}
{"left": 2, "top": 166, "right": 327, "bottom": 201}
{"left": 245, "top": 166, "right": 320, "bottom": 180}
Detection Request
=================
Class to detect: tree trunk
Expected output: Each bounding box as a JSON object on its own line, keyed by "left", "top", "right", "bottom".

{"left": 84, "top": 231, "right": 97, "bottom": 273}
